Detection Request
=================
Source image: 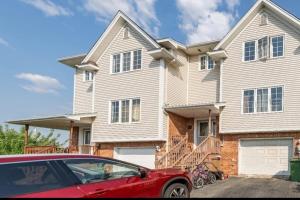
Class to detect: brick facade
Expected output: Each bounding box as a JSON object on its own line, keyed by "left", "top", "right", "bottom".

{"left": 220, "top": 132, "right": 300, "bottom": 176}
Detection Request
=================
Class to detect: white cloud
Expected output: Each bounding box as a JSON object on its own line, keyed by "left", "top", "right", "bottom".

{"left": 0, "top": 37, "right": 10, "bottom": 48}
{"left": 21, "top": 0, "right": 72, "bottom": 16}
{"left": 176, "top": 0, "right": 240, "bottom": 44}
{"left": 83, "top": 0, "right": 160, "bottom": 37}
{"left": 16, "top": 73, "right": 65, "bottom": 94}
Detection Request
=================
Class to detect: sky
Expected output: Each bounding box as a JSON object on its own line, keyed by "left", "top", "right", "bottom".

{"left": 0, "top": 0, "right": 299, "bottom": 142}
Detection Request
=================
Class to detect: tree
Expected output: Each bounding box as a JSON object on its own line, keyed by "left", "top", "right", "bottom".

{"left": 0, "top": 125, "right": 67, "bottom": 155}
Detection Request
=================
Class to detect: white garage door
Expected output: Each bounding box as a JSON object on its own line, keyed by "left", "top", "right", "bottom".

{"left": 239, "top": 139, "right": 293, "bottom": 176}
{"left": 114, "top": 147, "right": 156, "bottom": 169}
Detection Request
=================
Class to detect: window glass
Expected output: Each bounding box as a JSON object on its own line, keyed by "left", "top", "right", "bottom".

{"left": 257, "top": 88, "right": 269, "bottom": 112}
{"left": 272, "top": 36, "right": 284, "bottom": 57}
{"left": 121, "top": 100, "right": 130, "bottom": 123}
{"left": 85, "top": 71, "right": 94, "bottom": 81}
{"left": 112, "top": 54, "right": 121, "bottom": 73}
{"left": 208, "top": 57, "right": 214, "bottom": 70}
{"left": 123, "top": 52, "right": 131, "bottom": 72}
{"left": 243, "top": 90, "right": 255, "bottom": 113}
{"left": 133, "top": 50, "right": 142, "bottom": 70}
{"left": 132, "top": 99, "right": 141, "bottom": 122}
{"left": 83, "top": 130, "right": 91, "bottom": 145}
{"left": 64, "top": 159, "right": 140, "bottom": 184}
{"left": 271, "top": 87, "right": 283, "bottom": 112}
{"left": 258, "top": 37, "right": 268, "bottom": 59}
{"left": 111, "top": 101, "right": 119, "bottom": 123}
{"left": 0, "top": 162, "right": 67, "bottom": 197}
{"left": 244, "top": 41, "right": 256, "bottom": 61}
{"left": 200, "top": 56, "right": 207, "bottom": 70}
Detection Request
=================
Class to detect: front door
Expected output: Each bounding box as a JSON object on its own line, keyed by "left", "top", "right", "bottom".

{"left": 196, "top": 121, "right": 216, "bottom": 145}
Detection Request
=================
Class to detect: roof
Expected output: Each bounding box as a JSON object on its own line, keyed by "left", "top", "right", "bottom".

{"left": 215, "top": 0, "right": 300, "bottom": 50}
{"left": 6, "top": 113, "right": 97, "bottom": 130}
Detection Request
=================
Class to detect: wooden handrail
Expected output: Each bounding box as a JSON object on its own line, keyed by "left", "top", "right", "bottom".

{"left": 155, "top": 134, "right": 189, "bottom": 169}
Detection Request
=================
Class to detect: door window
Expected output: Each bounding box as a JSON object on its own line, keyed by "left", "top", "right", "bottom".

{"left": 0, "top": 161, "right": 69, "bottom": 197}
{"left": 63, "top": 159, "right": 140, "bottom": 184}
{"left": 83, "top": 130, "right": 91, "bottom": 145}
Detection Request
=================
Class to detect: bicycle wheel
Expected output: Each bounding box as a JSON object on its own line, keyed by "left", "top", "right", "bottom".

{"left": 193, "top": 177, "right": 204, "bottom": 189}
{"left": 208, "top": 172, "right": 217, "bottom": 184}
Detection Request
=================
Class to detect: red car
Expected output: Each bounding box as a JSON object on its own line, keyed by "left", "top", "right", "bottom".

{"left": 0, "top": 154, "right": 192, "bottom": 198}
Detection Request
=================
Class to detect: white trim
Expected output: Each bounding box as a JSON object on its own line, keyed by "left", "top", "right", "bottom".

{"left": 93, "top": 137, "right": 166, "bottom": 143}
{"left": 158, "top": 59, "right": 166, "bottom": 139}
{"left": 219, "top": 59, "right": 224, "bottom": 102}
{"left": 187, "top": 56, "right": 190, "bottom": 104}
{"left": 92, "top": 73, "right": 96, "bottom": 113}
{"left": 73, "top": 70, "right": 77, "bottom": 114}
{"left": 83, "top": 11, "right": 159, "bottom": 63}
{"left": 221, "top": 128, "right": 300, "bottom": 135}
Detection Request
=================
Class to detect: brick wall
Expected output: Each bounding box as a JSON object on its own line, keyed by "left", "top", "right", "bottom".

{"left": 220, "top": 132, "right": 300, "bottom": 176}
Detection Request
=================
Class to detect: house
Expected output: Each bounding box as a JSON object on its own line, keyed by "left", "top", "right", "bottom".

{"left": 8, "top": 0, "right": 300, "bottom": 177}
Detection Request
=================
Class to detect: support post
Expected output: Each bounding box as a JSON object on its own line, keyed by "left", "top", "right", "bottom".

{"left": 69, "top": 121, "right": 74, "bottom": 148}
{"left": 208, "top": 109, "right": 212, "bottom": 136}
{"left": 24, "top": 124, "right": 29, "bottom": 146}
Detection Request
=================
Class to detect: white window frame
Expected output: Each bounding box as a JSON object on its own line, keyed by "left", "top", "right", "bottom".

{"left": 111, "top": 49, "right": 142, "bottom": 74}
{"left": 270, "top": 35, "right": 285, "bottom": 59}
{"left": 83, "top": 70, "right": 94, "bottom": 82}
{"left": 243, "top": 40, "right": 257, "bottom": 62}
{"left": 109, "top": 98, "right": 141, "bottom": 124}
{"left": 83, "top": 129, "right": 91, "bottom": 145}
{"left": 242, "top": 86, "right": 284, "bottom": 115}
{"left": 199, "top": 55, "right": 215, "bottom": 71}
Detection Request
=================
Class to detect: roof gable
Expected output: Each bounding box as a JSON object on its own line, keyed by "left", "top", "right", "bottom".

{"left": 82, "top": 11, "right": 160, "bottom": 64}
{"left": 215, "top": 0, "right": 300, "bottom": 50}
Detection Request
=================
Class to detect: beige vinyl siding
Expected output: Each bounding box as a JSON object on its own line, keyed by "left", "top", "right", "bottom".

{"left": 188, "top": 55, "right": 220, "bottom": 104}
{"left": 167, "top": 49, "right": 188, "bottom": 105}
{"left": 74, "top": 69, "right": 93, "bottom": 114}
{"left": 221, "top": 10, "right": 300, "bottom": 133}
{"left": 92, "top": 26, "right": 163, "bottom": 142}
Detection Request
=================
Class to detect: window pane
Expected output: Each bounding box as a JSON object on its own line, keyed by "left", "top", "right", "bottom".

{"left": 257, "top": 88, "right": 269, "bottom": 112}
{"left": 121, "top": 100, "right": 130, "bottom": 123}
{"left": 123, "top": 52, "right": 131, "bottom": 72}
{"left": 271, "top": 87, "right": 283, "bottom": 111}
{"left": 0, "top": 162, "right": 67, "bottom": 197}
{"left": 111, "top": 101, "right": 119, "bottom": 123}
{"left": 272, "top": 36, "right": 284, "bottom": 57}
{"left": 84, "top": 130, "right": 91, "bottom": 145}
{"left": 132, "top": 99, "right": 140, "bottom": 122}
{"left": 258, "top": 37, "right": 268, "bottom": 59}
{"left": 243, "top": 90, "right": 255, "bottom": 113}
{"left": 64, "top": 159, "right": 139, "bottom": 184}
{"left": 244, "top": 41, "right": 256, "bottom": 61}
{"left": 208, "top": 57, "right": 214, "bottom": 70}
{"left": 200, "top": 56, "right": 207, "bottom": 70}
{"left": 113, "top": 54, "right": 121, "bottom": 73}
{"left": 133, "top": 50, "right": 142, "bottom": 70}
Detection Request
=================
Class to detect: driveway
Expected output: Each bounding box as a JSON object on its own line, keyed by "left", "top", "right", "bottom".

{"left": 191, "top": 177, "right": 300, "bottom": 198}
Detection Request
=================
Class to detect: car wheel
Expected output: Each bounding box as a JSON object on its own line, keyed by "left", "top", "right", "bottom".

{"left": 208, "top": 172, "right": 217, "bottom": 184}
{"left": 164, "top": 183, "right": 190, "bottom": 198}
{"left": 192, "top": 177, "right": 204, "bottom": 189}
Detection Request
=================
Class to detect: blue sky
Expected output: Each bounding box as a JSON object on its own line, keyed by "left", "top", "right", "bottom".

{"left": 0, "top": 0, "right": 299, "bottom": 141}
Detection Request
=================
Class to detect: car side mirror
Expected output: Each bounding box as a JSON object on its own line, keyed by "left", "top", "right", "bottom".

{"left": 139, "top": 168, "right": 147, "bottom": 179}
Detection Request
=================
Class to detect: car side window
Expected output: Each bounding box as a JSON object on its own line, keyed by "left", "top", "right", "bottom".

{"left": 63, "top": 159, "right": 140, "bottom": 184}
{"left": 0, "top": 161, "right": 68, "bottom": 197}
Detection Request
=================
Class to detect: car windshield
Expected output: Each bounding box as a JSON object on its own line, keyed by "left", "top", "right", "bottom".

{"left": 64, "top": 159, "right": 140, "bottom": 184}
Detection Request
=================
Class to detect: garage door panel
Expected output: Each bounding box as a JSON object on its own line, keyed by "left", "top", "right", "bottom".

{"left": 239, "top": 139, "right": 292, "bottom": 176}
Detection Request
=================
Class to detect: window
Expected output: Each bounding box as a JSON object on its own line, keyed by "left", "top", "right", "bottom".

{"left": 208, "top": 56, "right": 215, "bottom": 70}
{"left": 64, "top": 159, "right": 140, "bottom": 184}
{"left": 121, "top": 100, "right": 130, "bottom": 123}
{"left": 257, "top": 88, "right": 269, "bottom": 112}
{"left": 84, "top": 71, "right": 94, "bottom": 81}
{"left": 271, "top": 36, "right": 284, "bottom": 58}
{"left": 200, "top": 56, "right": 207, "bottom": 70}
{"left": 200, "top": 55, "right": 214, "bottom": 70}
{"left": 133, "top": 50, "right": 142, "bottom": 70}
{"left": 244, "top": 41, "right": 256, "bottom": 61}
{"left": 132, "top": 99, "right": 141, "bottom": 122}
{"left": 83, "top": 130, "right": 91, "bottom": 145}
{"left": 112, "top": 54, "right": 121, "bottom": 73}
{"left": 261, "top": 13, "right": 268, "bottom": 25}
{"left": 111, "top": 101, "right": 119, "bottom": 123}
{"left": 123, "top": 52, "right": 131, "bottom": 72}
{"left": 258, "top": 36, "right": 269, "bottom": 59}
{"left": 243, "top": 90, "right": 255, "bottom": 113}
{"left": 271, "top": 87, "right": 283, "bottom": 112}
{"left": 0, "top": 161, "right": 69, "bottom": 197}
{"left": 110, "top": 98, "right": 141, "bottom": 124}
{"left": 243, "top": 86, "right": 284, "bottom": 114}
